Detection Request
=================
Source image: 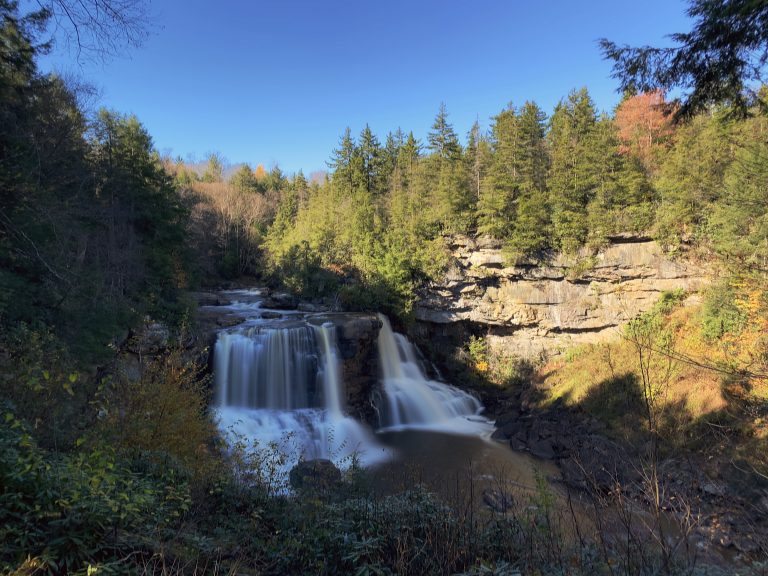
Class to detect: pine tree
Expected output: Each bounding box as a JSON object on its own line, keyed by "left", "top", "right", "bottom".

{"left": 202, "top": 152, "right": 224, "bottom": 183}
{"left": 654, "top": 110, "right": 735, "bottom": 247}
{"left": 508, "top": 101, "right": 551, "bottom": 256}
{"left": 425, "top": 104, "right": 469, "bottom": 233}
{"left": 709, "top": 120, "right": 768, "bottom": 270}
{"left": 264, "top": 165, "right": 287, "bottom": 193}
{"left": 465, "top": 120, "right": 491, "bottom": 206}
{"left": 478, "top": 105, "right": 519, "bottom": 238}
{"left": 388, "top": 132, "right": 422, "bottom": 235}
{"left": 548, "top": 88, "right": 599, "bottom": 253}
{"left": 230, "top": 163, "right": 262, "bottom": 194}
{"left": 381, "top": 128, "right": 404, "bottom": 188}
{"left": 586, "top": 115, "right": 630, "bottom": 245}
{"left": 329, "top": 127, "right": 356, "bottom": 193}
{"left": 359, "top": 124, "right": 382, "bottom": 195}
{"left": 428, "top": 102, "right": 461, "bottom": 161}
{"left": 293, "top": 170, "right": 309, "bottom": 208}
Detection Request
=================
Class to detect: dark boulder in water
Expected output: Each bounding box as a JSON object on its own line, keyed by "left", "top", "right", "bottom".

{"left": 289, "top": 459, "right": 342, "bottom": 494}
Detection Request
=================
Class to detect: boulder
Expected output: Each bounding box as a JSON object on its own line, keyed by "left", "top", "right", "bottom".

{"left": 308, "top": 313, "right": 382, "bottom": 423}
{"left": 483, "top": 488, "right": 514, "bottom": 513}
{"left": 289, "top": 459, "right": 342, "bottom": 493}
{"left": 259, "top": 311, "right": 282, "bottom": 320}
{"left": 265, "top": 292, "right": 299, "bottom": 310}
{"left": 529, "top": 438, "right": 556, "bottom": 460}
{"left": 127, "top": 320, "right": 169, "bottom": 354}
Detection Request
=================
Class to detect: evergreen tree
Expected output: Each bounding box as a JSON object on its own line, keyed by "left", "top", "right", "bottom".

{"left": 709, "top": 122, "right": 768, "bottom": 270}
{"left": 264, "top": 165, "right": 288, "bottom": 193}
{"left": 329, "top": 127, "right": 356, "bottom": 193}
{"left": 654, "top": 110, "right": 735, "bottom": 247}
{"left": 507, "top": 101, "right": 551, "bottom": 256}
{"left": 381, "top": 128, "right": 404, "bottom": 189}
{"left": 426, "top": 104, "right": 469, "bottom": 232}
{"left": 230, "top": 163, "right": 262, "bottom": 194}
{"left": 548, "top": 88, "right": 599, "bottom": 253}
{"left": 358, "top": 124, "right": 382, "bottom": 195}
{"left": 586, "top": 114, "right": 634, "bottom": 245}
{"left": 600, "top": 0, "right": 768, "bottom": 119}
{"left": 428, "top": 102, "right": 461, "bottom": 161}
{"left": 465, "top": 120, "right": 491, "bottom": 207}
{"left": 478, "top": 105, "right": 519, "bottom": 238}
{"left": 202, "top": 152, "right": 224, "bottom": 183}
{"left": 293, "top": 170, "right": 309, "bottom": 209}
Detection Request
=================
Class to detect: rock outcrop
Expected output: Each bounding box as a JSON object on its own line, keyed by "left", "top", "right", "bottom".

{"left": 416, "top": 235, "right": 711, "bottom": 358}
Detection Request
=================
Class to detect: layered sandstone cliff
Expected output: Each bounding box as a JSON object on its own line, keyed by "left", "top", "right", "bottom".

{"left": 415, "top": 235, "right": 710, "bottom": 358}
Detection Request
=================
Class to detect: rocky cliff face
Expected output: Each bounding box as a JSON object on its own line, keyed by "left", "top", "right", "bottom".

{"left": 415, "top": 236, "right": 710, "bottom": 359}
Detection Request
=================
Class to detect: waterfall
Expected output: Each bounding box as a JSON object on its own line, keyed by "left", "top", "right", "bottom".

{"left": 211, "top": 289, "right": 493, "bottom": 482}
{"left": 214, "top": 326, "right": 318, "bottom": 409}
{"left": 315, "top": 323, "right": 343, "bottom": 417}
{"left": 214, "top": 319, "right": 385, "bottom": 474}
{"left": 376, "top": 314, "right": 489, "bottom": 434}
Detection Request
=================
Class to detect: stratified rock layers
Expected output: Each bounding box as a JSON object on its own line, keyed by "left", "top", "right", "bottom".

{"left": 416, "top": 236, "right": 710, "bottom": 358}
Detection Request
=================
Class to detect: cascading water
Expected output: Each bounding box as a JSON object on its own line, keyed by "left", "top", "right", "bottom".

{"left": 214, "top": 315, "right": 385, "bottom": 473}
{"left": 375, "top": 314, "right": 490, "bottom": 434}
{"left": 214, "top": 326, "right": 319, "bottom": 409}
{"left": 210, "top": 290, "right": 493, "bottom": 483}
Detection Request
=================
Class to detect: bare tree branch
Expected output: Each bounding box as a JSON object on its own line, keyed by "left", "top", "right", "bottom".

{"left": 34, "top": 0, "right": 153, "bottom": 62}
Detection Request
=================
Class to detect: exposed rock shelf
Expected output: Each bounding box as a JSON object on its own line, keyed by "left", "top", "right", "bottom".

{"left": 416, "top": 235, "right": 711, "bottom": 358}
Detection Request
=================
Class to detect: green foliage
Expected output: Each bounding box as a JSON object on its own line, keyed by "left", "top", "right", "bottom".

{"left": 708, "top": 127, "right": 768, "bottom": 270}
{"left": 0, "top": 407, "right": 192, "bottom": 575}
{"left": 201, "top": 152, "right": 224, "bottom": 183}
{"left": 654, "top": 111, "right": 735, "bottom": 249}
{"left": 270, "top": 241, "right": 341, "bottom": 298}
{"left": 0, "top": 2, "right": 191, "bottom": 362}
{"left": 260, "top": 89, "right": 768, "bottom": 331}
{"left": 466, "top": 335, "right": 489, "bottom": 373}
{"left": 700, "top": 280, "right": 747, "bottom": 341}
{"left": 547, "top": 89, "right": 599, "bottom": 253}
{"left": 652, "top": 287, "right": 687, "bottom": 315}
{"left": 230, "top": 163, "right": 264, "bottom": 194}
{"left": 566, "top": 255, "right": 598, "bottom": 280}
{"left": 0, "top": 324, "right": 89, "bottom": 450}
{"left": 600, "top": 0, "right": 768, "bottom": 119}
{"left": 95, "top": 338, "right": 218, "bottom": 482}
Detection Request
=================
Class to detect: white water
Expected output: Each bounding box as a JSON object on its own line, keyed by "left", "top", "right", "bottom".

{"left": 376, "top": 314, "right": 491, "bottom": 435}
{"left": 215, "top": 320, "right": 387, "bottom": 475}
{"left": 214, "top": 326, "right": 318, "bottom": 409}
{"left": 211, "top": 291, "right": 493, "bottom": 482}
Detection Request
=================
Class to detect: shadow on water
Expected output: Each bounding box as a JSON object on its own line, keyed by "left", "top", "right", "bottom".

{"left": 370, "top": 429, "right": 562, "bottom": 509}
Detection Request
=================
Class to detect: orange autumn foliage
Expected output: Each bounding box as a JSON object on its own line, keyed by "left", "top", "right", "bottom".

{"left": 615, "top": 91, "right": 675, "bottom": 174}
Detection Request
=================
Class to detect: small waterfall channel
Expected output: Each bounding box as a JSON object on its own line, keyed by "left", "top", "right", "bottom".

{"left": 210, "top": 290, "right": 491, "bottom": 474}
{"left": 376, "top": 314, "right": 488, "bottom": 433}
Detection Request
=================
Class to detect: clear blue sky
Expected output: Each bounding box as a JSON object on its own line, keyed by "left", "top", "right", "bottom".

{"left": 38, "top": 0, "right": 691, "bottom": 175}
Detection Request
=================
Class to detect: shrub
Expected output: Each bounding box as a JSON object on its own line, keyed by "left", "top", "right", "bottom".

{"left": 700, "top": 280, "right": 747, "bottom": 341}
{"left": 93, "top": 339, "right": 219, "bottom": 483}
{"left": 0, "top": 408, "right": 191, "bottom": 575}
{"left": 0, "top": 324, "right": 90, "bottom": 450}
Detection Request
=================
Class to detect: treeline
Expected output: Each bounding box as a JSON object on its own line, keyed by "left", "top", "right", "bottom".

{"left": 182, "top": 87, "right": 767, "bottom": 315}
{"left": 0, "top": 4, "right": 188, "bottom": 360}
